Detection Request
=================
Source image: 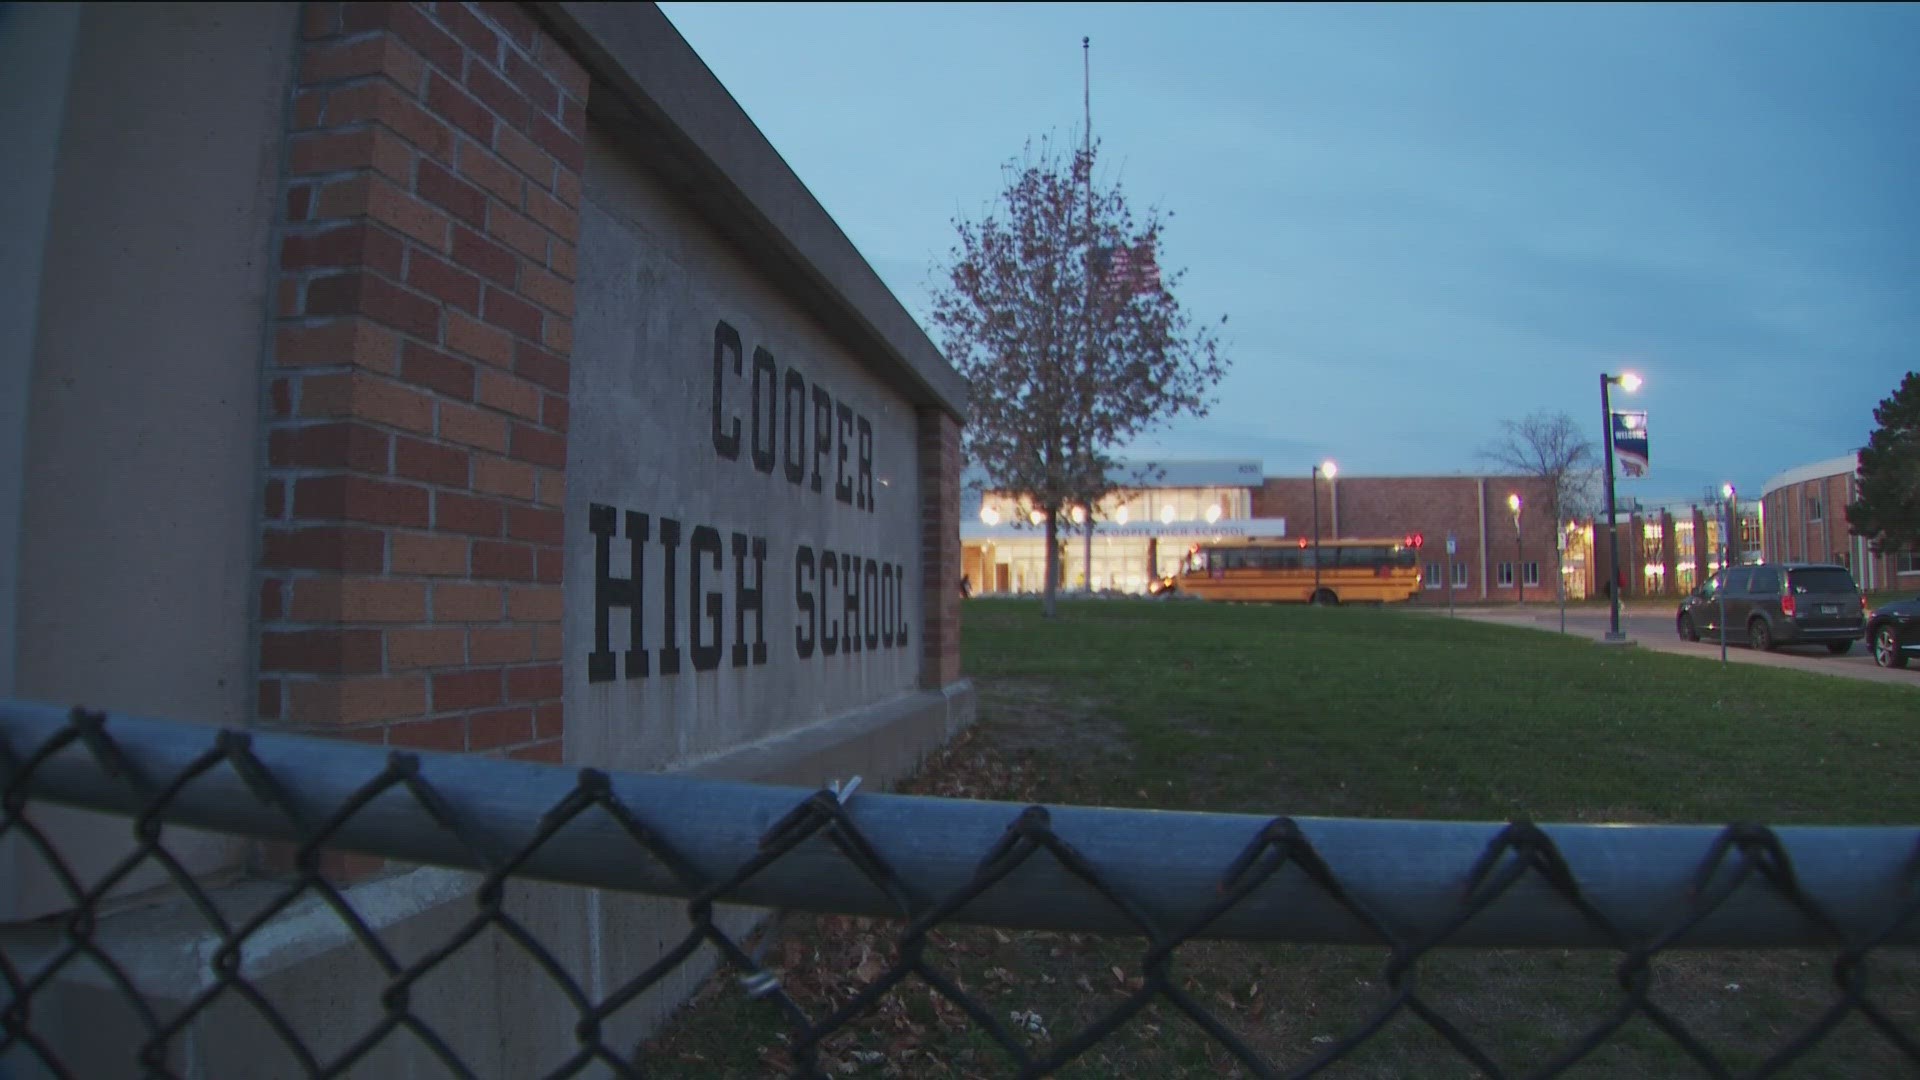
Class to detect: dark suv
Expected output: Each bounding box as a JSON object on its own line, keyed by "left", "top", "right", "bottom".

{"left": 1677, "top": 562, "right": 1866, "bottom": 653}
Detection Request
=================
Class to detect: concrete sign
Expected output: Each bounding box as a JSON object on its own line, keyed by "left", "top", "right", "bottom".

{"left": 568, "top": 135, "right": 922, "bottom": 773}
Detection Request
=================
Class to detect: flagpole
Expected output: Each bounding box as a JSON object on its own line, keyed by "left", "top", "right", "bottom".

{"left": 1081, "top": 35, "right": 1095, "bottom": 594}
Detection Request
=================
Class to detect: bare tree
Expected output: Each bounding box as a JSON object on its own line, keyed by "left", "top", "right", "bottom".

{"left": 1480, "top": 411, "right": 1599, "bottom": 599}
{"left": 931, "top": 137, "right": 1228, "bottom": 617}
{"left": 1479, "top": 411, "right": 1599, "bottom": 529}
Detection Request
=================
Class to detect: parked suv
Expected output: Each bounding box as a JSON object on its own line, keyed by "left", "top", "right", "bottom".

{"left": 1676, "top": 562, "right": 1866, "bottom": 653}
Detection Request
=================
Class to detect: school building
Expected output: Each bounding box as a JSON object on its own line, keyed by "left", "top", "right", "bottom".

{"left": 961, "top": 463, "right": 1589, "bottom": 603}
{"left": 1588, "top": 497, "right": 1762, "bottom": 600}
{"left": 1760, "top": 453, "right": 1917, "bottom": 592}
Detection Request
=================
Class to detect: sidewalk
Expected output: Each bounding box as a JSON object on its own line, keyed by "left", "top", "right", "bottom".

{"left": 1433, "top": 604, "right": 1920, "bottom": 689}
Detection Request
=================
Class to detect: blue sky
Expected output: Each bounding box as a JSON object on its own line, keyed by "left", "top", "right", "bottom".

{"left": 658, "top": 2, "right": 1918, "bottom": 503}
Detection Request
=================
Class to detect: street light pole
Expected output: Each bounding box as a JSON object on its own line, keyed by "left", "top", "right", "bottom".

{"left": 1557, "top": 521, "right": 1567, "bottom": 633}
{"left": 1600, "top": 371, "right": 1641, "bottom": 641}
{"left": 1311, "top": 460, "right": 1335, "bottom": 602}
{"left": 1509, "top": 493, "right": 1524, "bottom": 605}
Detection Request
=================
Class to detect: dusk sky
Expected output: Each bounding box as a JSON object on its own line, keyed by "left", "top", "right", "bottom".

{"left": 659, "top": 2, "right": 1918, "bottom": 505}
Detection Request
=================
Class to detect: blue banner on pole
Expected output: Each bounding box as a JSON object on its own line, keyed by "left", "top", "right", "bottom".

{"left": 1612, "top": 410, "right": 1648, "bottom": 477}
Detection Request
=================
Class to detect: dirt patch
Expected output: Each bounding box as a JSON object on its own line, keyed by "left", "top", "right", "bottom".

{"left": 972, "top": 679, "right": 1131, "bottom": 767}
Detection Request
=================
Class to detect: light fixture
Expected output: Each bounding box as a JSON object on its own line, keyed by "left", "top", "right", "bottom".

{"left": 1160, "top": 505, "right": 1176, "bottom": 525}
{"left": 1204, "top": 504, "right": 1222, "bottom": 524}
{"left": 979, "top": 506, "right": 1000, "bottom": 526}
{"left": 1070, "top": 505, "right": 1087, "bottom": 525}
{"left": 1028, "top": 509, "right": 1045, "bottom": 526}
{"left": 1115, "top": 506, "right": 1130, "bottom": 525}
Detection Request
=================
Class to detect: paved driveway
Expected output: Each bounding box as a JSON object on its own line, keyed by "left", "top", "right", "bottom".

{"left": 1437, "top": 603, "right": 1918, "bottom": 689}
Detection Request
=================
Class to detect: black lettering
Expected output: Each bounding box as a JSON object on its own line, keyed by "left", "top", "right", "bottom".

{"left": 835, "top": 402, "right": 854, "bottom": 504}
{"left": 749, "top": 347, "right": 778, "bottom": 475}
{"left": 588, "top": 505, "right": 646, "bottom": 682}
{"left": 658, "top": 518, "right": 682, "bottom": 675}
{"left": 881, "top": 562, "right": 894, "bottom": 648}
{"left": 690, "top": 525, "right": 724, "bottom": 672}
{"left": 864, "top": 558, "right": 879, "bottom": 650}
{"left": 782, "top": 368, "right": 807, "bottom": 485}
{"left": 711, "top": 321, "right": 742, "bottom": 460}
{"left": 732, "top": 532, "right": 767, "bottom": 666}
{"left": 857, "top": 416, "right": 874, "bottom": 511}
{"left": 842, "top": 551, "right": 859, "bottom": 653}
{"left": 820, "top": 547, "right": 839, "bottom": 656}
{"left": 896, "top": 562, "right": 909, "bottom": 647}
{"left": 811, "top": 386, "right": 832, "bottom": 494}
{"left": 795, "top": 546, "right": 816, "bottom": 659}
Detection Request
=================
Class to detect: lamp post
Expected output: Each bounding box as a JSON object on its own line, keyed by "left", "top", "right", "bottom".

{"left": 1720, "top": 482, "right": 1735, "bottom": 665}
{"left": 1508, "top": 493, "right": 1524, "bottom": 604}
{"left": 1600, "top": 371, "right": 1642, "bottom": 641}
{"left": 1557, "top": 522, "right": 1568, "bottom": 633}
{"left": 1311, "top": 459, "right": 1336, "bottom": 600}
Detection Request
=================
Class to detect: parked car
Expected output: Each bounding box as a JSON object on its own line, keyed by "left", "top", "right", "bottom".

{"left": 1867, "top": 594, "right": 1920, "bottom": 669}
{"left": 1676, "top": 562, "right": 1866, "bottom": 653}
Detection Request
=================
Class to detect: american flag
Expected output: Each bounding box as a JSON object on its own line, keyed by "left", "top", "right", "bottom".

{"left": 1090, "top": 243, "right": 1161, "bottom": 295}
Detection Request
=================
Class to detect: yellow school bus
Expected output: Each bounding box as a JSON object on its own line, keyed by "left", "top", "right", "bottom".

{"left": 1156, "top": 535, "right": 1426, "bottom": 605}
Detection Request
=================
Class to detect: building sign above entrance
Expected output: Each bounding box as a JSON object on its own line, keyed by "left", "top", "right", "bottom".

{"left": 962, "top": 518, "right": 1288, "bottom": 541}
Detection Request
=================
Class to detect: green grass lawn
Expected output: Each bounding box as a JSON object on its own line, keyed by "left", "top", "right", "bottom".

{"left": 962, "top": 597, "right": 1919, "bottom": 824}
{"left": 644, "top": 599, "right": 1919, "bottom": 1078}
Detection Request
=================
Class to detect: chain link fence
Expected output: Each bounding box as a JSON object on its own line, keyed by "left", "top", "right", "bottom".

{"left": 3, "top": 700, "right": 1918, "bottom": 1077}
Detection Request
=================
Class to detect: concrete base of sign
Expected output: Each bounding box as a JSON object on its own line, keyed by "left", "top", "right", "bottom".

{"left": 9, "top": 681, "right": 974, "bottom": 1076}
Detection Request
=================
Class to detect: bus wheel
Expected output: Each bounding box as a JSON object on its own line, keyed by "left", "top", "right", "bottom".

{"left": 1310, "top": 589, "right": 1339, "bottom": 606}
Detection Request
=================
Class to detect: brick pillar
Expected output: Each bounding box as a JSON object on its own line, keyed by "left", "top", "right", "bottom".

{"left": 1691, "top": 506, "right": 1710, "bottom": 585}
{"left": 1659, "top": 511, "right": 1679, "bottom": 597}
{"left": 1624, "top": 513, "right": 1642, "bottom": 598}
{"left": 258, "top": 2, "right": 587, "bottom": 761}
{"left": 917, "top": 407, "right": 962, "bottom": 689}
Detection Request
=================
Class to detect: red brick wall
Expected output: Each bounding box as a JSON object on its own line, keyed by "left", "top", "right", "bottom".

{"left": 918, "top": 408, "right": 962, "bottom": 687}
{"left": 1763, "top": 474, "right": 1854, "bottom": 566}
{"left": 1763, "top": 470, "right": 1909, "bottom": 588}
{"left": 258, "top": 2, "right": 587, "bottom": 760}
{"left": 1254, "top": 475, "right": 1560, "bottom": 601}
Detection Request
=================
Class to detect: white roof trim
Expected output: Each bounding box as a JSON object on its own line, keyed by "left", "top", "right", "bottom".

{"left": 1761, "top": 453, "right": 1861, "bottom": 498}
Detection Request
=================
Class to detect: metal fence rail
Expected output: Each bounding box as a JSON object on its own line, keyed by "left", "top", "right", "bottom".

{"left": 3, "top": 699, "right": 1918, "bottom": 1077}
